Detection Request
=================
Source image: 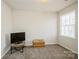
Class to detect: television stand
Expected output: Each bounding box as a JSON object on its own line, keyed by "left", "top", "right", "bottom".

{"left": 11, "top": 41, "right": 25, "bottom": 54}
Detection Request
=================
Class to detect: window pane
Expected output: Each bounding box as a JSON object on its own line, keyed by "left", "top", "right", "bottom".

{"left": 65, "top": 14, "right": 70, "bottom": 25}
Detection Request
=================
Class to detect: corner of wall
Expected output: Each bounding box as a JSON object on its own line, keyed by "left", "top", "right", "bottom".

{"left": 1, "top": 46, "right": 10, "bottom": 58}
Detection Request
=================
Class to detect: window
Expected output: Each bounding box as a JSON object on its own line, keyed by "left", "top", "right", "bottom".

{"left": 60, "top": 10, "right": 76, "bottom": 38}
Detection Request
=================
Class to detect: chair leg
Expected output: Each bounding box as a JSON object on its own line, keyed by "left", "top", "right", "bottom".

{"left": 21, "top": 47, "right": 24, "bottom": 53}
{"left": 10, "top": 47, "right": 12, "bottom": 54}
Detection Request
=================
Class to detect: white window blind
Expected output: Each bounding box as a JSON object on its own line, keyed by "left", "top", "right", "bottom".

{"left": 60, "top": 10, "right": 76, "bottom": 38}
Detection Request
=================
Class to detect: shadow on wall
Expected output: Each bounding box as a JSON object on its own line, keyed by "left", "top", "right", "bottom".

{"left": 5, "top": 34, "right": 10, "bottom": 48}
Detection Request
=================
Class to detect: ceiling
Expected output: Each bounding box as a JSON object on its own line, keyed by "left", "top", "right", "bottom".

{"left": 3, "top": 0, "right": 77, "bottom": 12}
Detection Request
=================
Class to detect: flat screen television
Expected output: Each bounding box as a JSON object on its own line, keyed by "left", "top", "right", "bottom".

{"left": 11, "top": 32, "right": 25, "bottom": 43}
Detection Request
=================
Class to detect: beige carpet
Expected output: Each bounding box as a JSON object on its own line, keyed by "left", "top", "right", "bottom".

{"left": 2, "top": 44, "right": 77, "bottom": 59}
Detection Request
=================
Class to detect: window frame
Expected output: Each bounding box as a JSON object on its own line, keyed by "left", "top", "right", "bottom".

{"left": 59, "top": 10, "right": 76, "bottom": 38}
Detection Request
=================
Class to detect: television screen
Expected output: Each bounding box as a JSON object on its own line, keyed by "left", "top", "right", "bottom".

{"left": 11, "top": 32, "right": 25, "bottom": 43}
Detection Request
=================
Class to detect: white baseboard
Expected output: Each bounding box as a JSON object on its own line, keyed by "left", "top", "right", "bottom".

{"left": 25, "top": 44, "right": 32, "bottom": 46}
{"left": 1, "top": 46, "right": 10, "bottom": 58}
{"left": 45, "top": 43, "right": 57, "bottom": 45}
{"left": 58, "top": 43, "right": 78, "bottom": 54}
{"left": 25, "top": 43, "right": 57, "bottom": 46}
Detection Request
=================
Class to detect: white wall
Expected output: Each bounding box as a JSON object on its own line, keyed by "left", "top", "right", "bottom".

{"left": 1, "top": 1, "right": 12, "bottom": 57}
{"left": 12, "top": 11, "right": 57, "bottom": 45}
{"left": 58, "top": 3, "right": 78, "bottom": 54}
